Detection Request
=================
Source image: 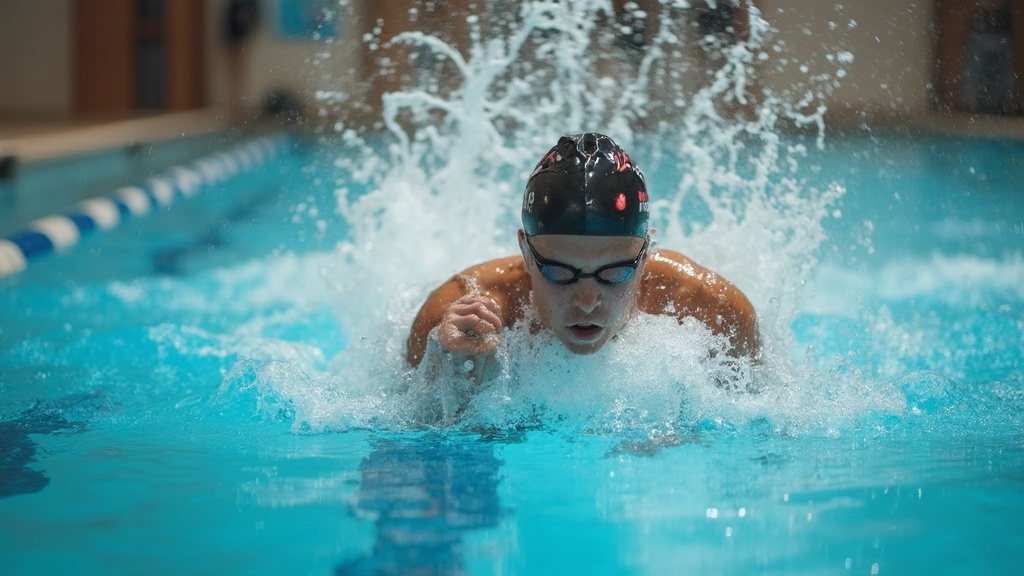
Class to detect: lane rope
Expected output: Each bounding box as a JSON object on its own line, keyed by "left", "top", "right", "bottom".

{"left": 0, "top": 133, "right": 293, "bottom": 280}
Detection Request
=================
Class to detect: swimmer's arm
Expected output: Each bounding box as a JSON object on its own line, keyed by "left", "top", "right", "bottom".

{"left": 712, "top": 282, "right": 760, "bottom": 359}
{"left": 407, "top": 278, "right": 464, "bottom": 367}
{"left": 407, "top": 277, "right": 505, "bottom": 368}
{"left": 407, "top": 257, "right": 525, "bottom": 367}
{"left": 417, "top": 325, "right": 496, "bottom": 385}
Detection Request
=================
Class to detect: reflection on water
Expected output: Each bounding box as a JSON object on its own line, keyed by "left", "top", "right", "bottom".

{"left": 336, "top": 434, "right": 503, "bottom": 575}
{"left": 0, "top": 397, "right": 91, "bottom": 499}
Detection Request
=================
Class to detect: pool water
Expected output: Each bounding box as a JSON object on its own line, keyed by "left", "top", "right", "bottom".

{"left": 1, "top": 131, "right": 1021, "bottom": 575}
{"left": 3, "top": 0, "right": 1024, "bottom": 572}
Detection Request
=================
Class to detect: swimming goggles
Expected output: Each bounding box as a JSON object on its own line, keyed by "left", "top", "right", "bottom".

{"left": 524, "top": 235, "right": 649, "bottom": 285}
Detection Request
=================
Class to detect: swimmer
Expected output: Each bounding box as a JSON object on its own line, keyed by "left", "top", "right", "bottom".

{"left": 407, "top": 133, "right": 759, "bottom": 374}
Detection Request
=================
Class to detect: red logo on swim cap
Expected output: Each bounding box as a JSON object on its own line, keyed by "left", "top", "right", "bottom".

{"left": 615, "top": 192, "right": 627, "bottom": 211}
{"left": 637, "top": 190, "right": 648, "bottom": 203}
{"left": 530, "top": 151, "right": 557, "bottom": 177}
{"left": 613, "top": 150, "right": 631, "bottom": 173}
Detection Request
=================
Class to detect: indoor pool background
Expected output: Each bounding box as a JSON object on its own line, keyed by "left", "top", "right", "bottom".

{"left": 3, "top": 2, "right": 1024, "bottom": 575}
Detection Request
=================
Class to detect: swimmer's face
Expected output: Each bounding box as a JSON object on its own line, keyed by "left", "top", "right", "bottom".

{"left": 519, "top": 231, "right": 648, "bottom": 355}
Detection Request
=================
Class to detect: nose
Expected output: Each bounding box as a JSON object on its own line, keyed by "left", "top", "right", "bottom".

{"left": 572, "top": 283, "right": 601, "bottom": 314}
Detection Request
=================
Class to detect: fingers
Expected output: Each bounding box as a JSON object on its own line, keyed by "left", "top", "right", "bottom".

{"left": 437, "top": 295, "right": 503, "bottom": 355}
{"left": 447, "top": 295, "right": 503, "bottom": 335}
{"left": 438, "top": 324, "right": 499, "bottom": 355}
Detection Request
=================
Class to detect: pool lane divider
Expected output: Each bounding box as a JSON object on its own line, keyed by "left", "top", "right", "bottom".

{"left": 0, "top": 132, "right": 293, "bottom": 280}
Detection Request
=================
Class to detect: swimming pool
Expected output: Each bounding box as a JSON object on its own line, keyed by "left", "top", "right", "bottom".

{"left": 2, "top": 126, "right": 1021, "bottom": 574}
{"left": 3, "top": 2, "right": 1024, "bottom": 574}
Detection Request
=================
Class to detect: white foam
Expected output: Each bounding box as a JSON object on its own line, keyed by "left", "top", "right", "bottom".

{"left": 806, "top": 253, "right": 1024, "bottom": 314}
{"left": 224, "top": 300, "right": 909, "bottom": 437}
{"left": 109, "top": 251, "right": 338, "bottom": 316}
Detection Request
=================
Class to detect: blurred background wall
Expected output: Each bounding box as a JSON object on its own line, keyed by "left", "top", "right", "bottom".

{"left": 0, "top": 0, "right": 1020, "bottom": 132}
{"left": 0, "top": 1, "right": 75, "bottom": 116}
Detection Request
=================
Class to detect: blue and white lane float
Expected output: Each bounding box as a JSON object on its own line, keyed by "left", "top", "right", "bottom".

{"left": 0, "top": 132, "right": 293, "bottom": 280}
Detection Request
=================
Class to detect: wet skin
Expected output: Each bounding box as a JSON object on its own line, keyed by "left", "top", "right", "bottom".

{"left": 406, "top": 231, "right": 760, "bottom": 368}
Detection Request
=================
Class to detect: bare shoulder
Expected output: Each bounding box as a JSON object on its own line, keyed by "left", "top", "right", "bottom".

{"left": 640, "top": 249, "right": 733, "bottom": 305}
{"left": 460, "top": 255, "right": 530, "bottom": 291}
{"left": 447, "top": 256, "right": 532, "bottom": 315}
{"left": 406, "top": 255, "right": 531, "bottom": 366}
{"left": 639, "top": 248, "right": 760, "bottom": 357}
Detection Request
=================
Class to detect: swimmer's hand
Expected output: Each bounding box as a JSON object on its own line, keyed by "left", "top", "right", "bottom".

{"left": 437, "top": 294, "right": 503, "bottom": 356}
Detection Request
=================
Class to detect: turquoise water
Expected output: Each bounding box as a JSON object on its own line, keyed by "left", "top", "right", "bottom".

{"left": 1, "top": 131, "right": 1022, "bottom": 575}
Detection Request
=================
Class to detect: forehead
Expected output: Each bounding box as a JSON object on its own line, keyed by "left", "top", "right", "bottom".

{"left": 530, "top": 234, "right": 644, "bottom": 263}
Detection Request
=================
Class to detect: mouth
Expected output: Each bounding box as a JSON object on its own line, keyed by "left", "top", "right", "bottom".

{"left": 567, "top": 322, "right": 604, "bottom": 342}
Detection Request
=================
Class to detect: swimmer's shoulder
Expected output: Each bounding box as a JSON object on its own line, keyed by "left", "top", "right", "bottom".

{"left": 641, "top": 249, "right": 709, "bottom": 293}
{"left": 457, "top": 255, "right": 531, "bottom": 314}
{"left": 639, "top": 249, "right": 709, "bottom": 316}
{"left": 429, "top": 255, "right": 531, "bottom": 316}
{"left": 641, "top": 248, "right": 760, "bottom": 357}
{"left": 457, "top": 255, "right": 529, "bottom": 289}
{"left": 642, "top": 247, "right": 749, "bottom": 307}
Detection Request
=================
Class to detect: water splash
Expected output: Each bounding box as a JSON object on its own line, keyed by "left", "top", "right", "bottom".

{"left": 221, "top": 1, "right": 873, "bottom": 435}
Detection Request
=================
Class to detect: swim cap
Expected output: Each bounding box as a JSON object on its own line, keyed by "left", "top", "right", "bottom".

{"left": 522, "top": 133, "right": 649, "bottom": 237}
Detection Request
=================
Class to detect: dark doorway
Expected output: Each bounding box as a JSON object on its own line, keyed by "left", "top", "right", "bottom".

{"left": 935, "top": 0, "right": 1024, "bottom": 115}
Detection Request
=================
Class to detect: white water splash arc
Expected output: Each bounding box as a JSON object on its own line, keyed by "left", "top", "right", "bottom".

{"left": 257, "top": 0, "right": 853, "bottom": 432}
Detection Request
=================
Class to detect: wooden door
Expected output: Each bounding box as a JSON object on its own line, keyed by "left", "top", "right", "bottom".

{"left": 75, "top": 0, "right": 135, "bottom": 111}
{"left": 75, "top": 0, "right": 205, "bottom": 113}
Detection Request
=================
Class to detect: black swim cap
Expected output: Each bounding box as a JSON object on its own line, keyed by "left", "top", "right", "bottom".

{"left": 522, "top": 133, "right": 649, "bottom": 237}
